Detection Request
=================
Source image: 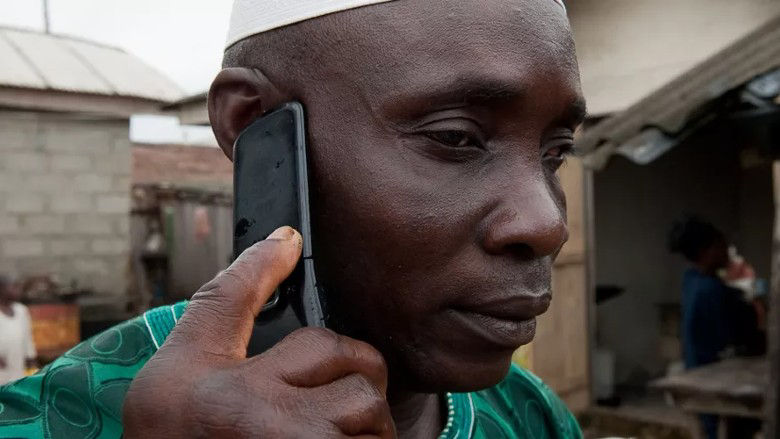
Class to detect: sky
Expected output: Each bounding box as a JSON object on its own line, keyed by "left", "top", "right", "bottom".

{"left": 0, "top": 0, "right": 232, "bottom": 93}
{"left": 0, "top": 0, "right": 234, "bottom": 144}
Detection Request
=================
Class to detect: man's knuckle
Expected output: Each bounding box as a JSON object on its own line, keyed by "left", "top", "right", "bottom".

{"left": 352, "top": 374, "right": 382, "bottom": 398}
{"left": 186, "top": 285, "right": 248, "bottom": 325}
{"left": 231, "top": 241, "right": 285, "bottom": 282}
{"left": 366, "top": 393, "right": 390, "bottom": 417}
{"left": 362, "top": 345, "right": 388, "bottom": 373}
{"left": 338, "top": 334, "right": 376, "bottom": 362}
{"left": 287, "top": 327, "right": 339, "bottom": 350}
{"left": 345, "top": 339, "right": 387, "bottom": 376}
{"left": 218, "top": 268, "right": 254, "bottom": 297}
{"left": 189, "top": 285, "right": 229, "bottom": 311}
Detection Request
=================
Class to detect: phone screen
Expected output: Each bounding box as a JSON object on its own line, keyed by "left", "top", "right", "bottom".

{"left": 233, "top": 102, "right": 325, "bottom": 355}
{"left": 233, "top": 108, "right": 300, "bottom": 260}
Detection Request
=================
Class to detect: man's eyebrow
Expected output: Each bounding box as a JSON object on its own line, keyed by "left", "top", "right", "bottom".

{"left": 564, "top": 97, "right": 588, "bottom": 126}
{"left": 381, "top": 76, "right": 587, "bottom": 124}
{"left": 409, "top": 78, "right": 527, "bottom": 108}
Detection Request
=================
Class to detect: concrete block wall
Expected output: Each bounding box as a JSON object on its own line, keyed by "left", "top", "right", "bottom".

{"left": 0, "top": 110, "right": 131, "bottom": 298}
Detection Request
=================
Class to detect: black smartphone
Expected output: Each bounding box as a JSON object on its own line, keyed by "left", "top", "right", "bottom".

{"left": 233, "top": 102, "right": 326, "bottom": 355}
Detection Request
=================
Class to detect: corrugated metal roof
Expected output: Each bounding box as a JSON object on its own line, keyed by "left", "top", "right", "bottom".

{"left": 0, "top": 26, "right": 184, "bottom": 103}
{"left": 568, "top": 0, "right": 780, "bottom": 116}
{"left": 578, "top": 14, "right": 780, "bottom": 169}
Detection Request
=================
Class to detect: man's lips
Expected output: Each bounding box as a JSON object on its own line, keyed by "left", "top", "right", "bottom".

{"left": 453, "top": 291, "right": 552, "bottom": 321}
{"left": 446, "top": 292, "right": 552, "bottom": 348}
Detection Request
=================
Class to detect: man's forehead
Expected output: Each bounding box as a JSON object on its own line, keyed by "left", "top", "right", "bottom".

{"left": 226, "top": 0, "right": 566, "bottom": 49}
{"left": 265, "top": 1, "right": 582, "bottom": 128}
{"left": 343, "top": 2, "right": 577, "bottom": 88}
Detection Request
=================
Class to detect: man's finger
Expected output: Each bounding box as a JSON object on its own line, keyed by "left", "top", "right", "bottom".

{"left": 252, "top": 328, "right": 388, "bottom": 395}
{"left": 163, "top": 226, "right": 302, "bottom": 359}
{"left": 312, "top": 374, "right": 395, "bottom": 438}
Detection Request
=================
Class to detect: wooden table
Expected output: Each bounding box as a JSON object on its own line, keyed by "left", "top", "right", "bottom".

{"left": 651, "top": 357, "right": 767, "bottom": 438}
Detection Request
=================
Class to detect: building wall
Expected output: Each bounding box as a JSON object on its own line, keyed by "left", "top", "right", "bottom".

{"left": 0, "top": 110, "right": 131, "bottom": 298}
{"left": 164, "top": 199, "right": 232, "bottom": 300}
{"left": 568, "top": 0, "right": 780, "bottom": 115}
{"left": 593, "top": 130, "right": 773, "bottom": 386}
{"left": 735, "top": 162, "right": 774, "bottom": 280}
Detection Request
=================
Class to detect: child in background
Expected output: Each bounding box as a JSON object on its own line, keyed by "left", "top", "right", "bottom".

{"left": 0, "top": 276, "right": 37, "bottom": 385}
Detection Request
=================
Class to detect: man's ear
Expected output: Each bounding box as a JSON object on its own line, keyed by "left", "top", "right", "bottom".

{"left": 208, "top": 67, "right": 285, "bottom": 160}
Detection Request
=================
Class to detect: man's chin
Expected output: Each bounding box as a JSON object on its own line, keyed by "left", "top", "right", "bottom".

{"left": 397, "top": 348, "right": 516, "bottom": 394}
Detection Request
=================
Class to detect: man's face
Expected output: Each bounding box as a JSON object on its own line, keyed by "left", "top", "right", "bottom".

{"left": 285, "top": 0, "right": 583, "bottom": 391}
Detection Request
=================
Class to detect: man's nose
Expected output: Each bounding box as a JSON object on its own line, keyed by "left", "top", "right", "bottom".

{"left": 482, "top": 183, "right": 568, "bottom": 259}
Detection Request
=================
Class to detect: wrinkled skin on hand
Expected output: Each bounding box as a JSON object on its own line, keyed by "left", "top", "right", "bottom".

{"left": 123, "top": 227, "right": 395, "bottom": 439}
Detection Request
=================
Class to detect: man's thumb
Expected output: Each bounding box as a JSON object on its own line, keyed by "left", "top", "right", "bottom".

{"left": 163, "top": 226, "right": 302, "bottom": 359}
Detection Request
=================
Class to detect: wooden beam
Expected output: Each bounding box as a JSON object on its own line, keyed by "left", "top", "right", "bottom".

{"left": 162, "top": 92, "right": 210, "bottom": 126}
{"left": 174, "top": 100, "right": 210, "bottom": 126}
{"left": 769, "top": 162, "right": 780, "bottom": 438}
{"left": 0, "top": 88, "right": 166, "bottom": 118}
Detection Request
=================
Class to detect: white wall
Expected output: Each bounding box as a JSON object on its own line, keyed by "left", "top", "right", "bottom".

{"left": 0, "top": 110, "right": 131, "bottom": 299}
{"left": 568, "top": 0, "right": 780, "bottom": 115}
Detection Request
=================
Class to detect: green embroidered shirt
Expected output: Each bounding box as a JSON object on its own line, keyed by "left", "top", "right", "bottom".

{"left": 0, "top": 303, "right": 582, "bottom": 438}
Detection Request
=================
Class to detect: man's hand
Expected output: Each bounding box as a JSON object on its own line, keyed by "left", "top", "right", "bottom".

{"left": 123, "top": 227, "right": 395, "bottom": 438}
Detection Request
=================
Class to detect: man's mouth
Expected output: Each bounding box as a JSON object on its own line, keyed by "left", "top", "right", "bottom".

{"left": 447, "top": 292, "right": 552, "bottom": 348}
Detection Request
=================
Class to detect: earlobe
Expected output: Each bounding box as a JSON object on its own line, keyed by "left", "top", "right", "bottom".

{"left": 208, "top": 68, "right": 285, "bottom": 160}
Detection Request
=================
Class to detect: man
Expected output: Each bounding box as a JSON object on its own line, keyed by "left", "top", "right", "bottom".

{"left": 668, "top": 217, "right": 760, "bottom": 369}
{"left": 0, "top": 0, "right": 586, "bottom": 437}
{"left": 668, "top": 217, "right": 761, "bottom": 439}
{"left": 0, "top": 276, "right": 37, "bottom": 386}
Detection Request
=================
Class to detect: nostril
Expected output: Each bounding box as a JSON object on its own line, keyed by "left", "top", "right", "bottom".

{"left": 504, "top": 242, "right": 535, "bottom": 260}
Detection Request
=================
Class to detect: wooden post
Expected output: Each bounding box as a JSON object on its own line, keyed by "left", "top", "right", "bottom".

{"left": 768, "top": 163, "right": 780, "bottom": 438}
{"left": 522, "top": 158, "right": 591, "bottom": 412}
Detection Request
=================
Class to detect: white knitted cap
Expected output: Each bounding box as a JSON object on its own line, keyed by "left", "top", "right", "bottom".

{"left": 226, "top": 0, "right": 567, "bottom": 49}
{"left": 226, "top": 0, "right": 396, "bottom": 49}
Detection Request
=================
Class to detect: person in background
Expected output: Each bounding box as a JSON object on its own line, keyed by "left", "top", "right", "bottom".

{"left": 668, "top": 217, "right": 761, "bottom": 439}
{"left": 0, "top": 275, "right": 37, "bottom": 385}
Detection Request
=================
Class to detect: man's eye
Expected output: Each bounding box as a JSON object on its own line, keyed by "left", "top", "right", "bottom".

{"left": 543, "top": 140, "right": 575, "bottom": 160}
{"left": 545, "top": 145, "right": 568, "bottom": 159}
{"left": 426, "top": 131, "right": 483, "bottom": 149}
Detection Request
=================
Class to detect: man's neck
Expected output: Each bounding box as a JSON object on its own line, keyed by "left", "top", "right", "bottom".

{"left": 388, "top": 389, "right": 442, "bottom": 439}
